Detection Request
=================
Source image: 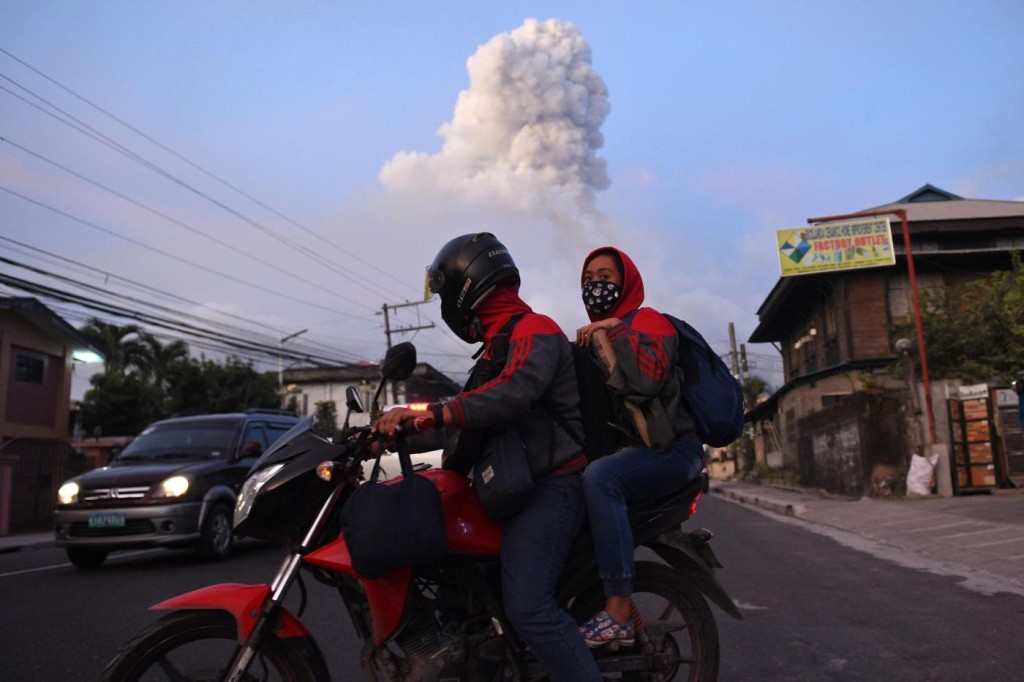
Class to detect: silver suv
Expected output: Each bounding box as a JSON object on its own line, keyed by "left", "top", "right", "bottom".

{"left": 54, "top": 410, "right": 299, "bottom": 568}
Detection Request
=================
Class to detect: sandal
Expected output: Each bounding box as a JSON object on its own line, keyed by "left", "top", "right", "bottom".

{"left": 579, "top": 610, "right": 635, "bottom": 648}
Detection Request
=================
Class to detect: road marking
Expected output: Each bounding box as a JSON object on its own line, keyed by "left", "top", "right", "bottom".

{"left": 0, "top": 549, "right": 163, "bottom": 578}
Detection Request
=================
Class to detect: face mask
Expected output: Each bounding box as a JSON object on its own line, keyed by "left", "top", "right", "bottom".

{"left": 582, "top": 280, "right": 621, "bottom": 315}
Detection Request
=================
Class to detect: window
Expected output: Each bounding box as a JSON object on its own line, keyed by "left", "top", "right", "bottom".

{"left": 887, "top": 272, "right": 943, "bottom": 320}
{"left": 15, "top": 354, "right": 44, "bottom": 383}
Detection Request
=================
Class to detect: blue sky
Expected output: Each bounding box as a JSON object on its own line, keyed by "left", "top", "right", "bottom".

{"left": 2, "top": 1, "right": 1022, "bottom": 399}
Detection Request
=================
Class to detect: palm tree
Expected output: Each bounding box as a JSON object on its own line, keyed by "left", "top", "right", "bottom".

{"left": 136, "top": 334, "right": 190, "bottom": 392}
{"left": 77, "top": 319, "right": 146, "bottom": 375}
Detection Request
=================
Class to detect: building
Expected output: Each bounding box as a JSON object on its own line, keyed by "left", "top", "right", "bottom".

{"left": 747, "top": 185, "right": 1024, "bottom": 496}
{"left": 282, "top": 360, "right": 461, "bottom": 423}
{"left": 0, "top": 297, "right": 101, "bottom": 534}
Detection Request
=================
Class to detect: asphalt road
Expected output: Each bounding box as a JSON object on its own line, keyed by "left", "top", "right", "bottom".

{"left": 2, "top": 495, "right": 1023, "bottom": 681}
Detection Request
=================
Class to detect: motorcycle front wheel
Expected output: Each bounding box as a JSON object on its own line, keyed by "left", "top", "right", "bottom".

{"left": 570, "top": 560, "right": 720, "bottom": 681}
{"left": 101, "top": 610, "right": 316, "bottom": 681}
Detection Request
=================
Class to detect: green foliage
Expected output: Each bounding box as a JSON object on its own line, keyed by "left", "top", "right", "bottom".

{"left": 741, "top": 375, "right": 772, "bottom": 408}
{"left": 894, "top": 253, "right": 1024, "bottom": 384}
{"left": 79, "top": 371, "right": 162, "bottom": 436}
{"left": 313, "top": 400, "right": 338, "bottom": 438}
{"left": 77, "top": 318, "right": 281, "bottom": 435}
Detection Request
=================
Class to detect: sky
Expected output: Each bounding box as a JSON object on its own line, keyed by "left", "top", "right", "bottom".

{"left": 2, "top": 1, "right": 1022, "bottom": 401}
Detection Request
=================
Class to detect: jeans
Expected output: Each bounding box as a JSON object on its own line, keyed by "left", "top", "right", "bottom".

{"left": 501, "top": 472, "right": 602, "bottom": 682}
{"left": 583, "top": 435, "right": 705, "bottom": 596}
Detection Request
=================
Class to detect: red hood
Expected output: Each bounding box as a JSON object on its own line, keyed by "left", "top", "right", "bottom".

{"left": 581, "top": 246, "right": 645, "bottom": 322}
{"left": 476, "top": 285, "right": 533, "bottom": 342}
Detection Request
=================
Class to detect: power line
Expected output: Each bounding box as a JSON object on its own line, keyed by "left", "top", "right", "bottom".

{"left": 0, "top": 185, "right": 371, "bottom": 317}
{"left": 0, "top": 72, "right": 407, "bottom": 302}
{"left": 0, "top": 268, "right": 357, "bottom": 367}
{"left": 0, "top": 46, "right": 421, "bottom": 299}
{"left": 0, "top": 136, "right": 377, "bottom": 312}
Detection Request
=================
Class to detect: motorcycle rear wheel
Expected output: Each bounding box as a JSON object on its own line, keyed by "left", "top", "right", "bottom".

{"left": 100, "top": 610, "right": 315, "bottom": 682}
{"left": 570, "top": 561, "right": 720, "bottom": 681}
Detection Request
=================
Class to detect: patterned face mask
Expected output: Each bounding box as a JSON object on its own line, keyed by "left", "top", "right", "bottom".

{"left": 582, "top": 280, "right": 621, "bottom": 315}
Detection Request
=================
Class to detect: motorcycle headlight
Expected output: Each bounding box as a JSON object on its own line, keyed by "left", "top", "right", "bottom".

{"left": 152, "top": 475, "right": 190, "bottom": 499}
{"left": 58, "top": 481, "right": 80, "bottom": 505}
{"left": 234, "top": 463, "right": 284, "bottom": 527}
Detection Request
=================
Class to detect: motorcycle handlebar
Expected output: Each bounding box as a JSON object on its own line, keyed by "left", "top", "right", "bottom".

{"left": 395, "top": 415, "right": 435, "bottom": 435}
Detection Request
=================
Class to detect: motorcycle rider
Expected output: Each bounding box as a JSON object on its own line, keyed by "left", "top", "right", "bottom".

{"left": 374, "top": 233, "right": 602, "bottom": 681}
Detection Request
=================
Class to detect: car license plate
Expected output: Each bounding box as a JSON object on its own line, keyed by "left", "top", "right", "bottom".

{"left": 88, "top": 512, "right": 126, "bottom": 529}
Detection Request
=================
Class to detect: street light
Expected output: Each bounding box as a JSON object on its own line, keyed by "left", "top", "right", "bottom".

{"left": 278, "top": 329, "right": 308, "bottom": 390}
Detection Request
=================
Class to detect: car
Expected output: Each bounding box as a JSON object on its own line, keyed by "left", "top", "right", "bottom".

{"left": 53, "top": 409, "right": 300, "bottom": 568}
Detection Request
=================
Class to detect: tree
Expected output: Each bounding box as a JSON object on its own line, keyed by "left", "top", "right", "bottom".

{"left": 314, "top": 400, "right": 338, "bottom": 438}
{"left": 164, "top": 356, "right": 279, "bottom": 416}
{"left": 77, "top": 316, "right": 282, "bottom": 434}
{"left": 741, "top": 376, "right": 772, "bottom": 409}
{"left": 79, "top": 371, "right": 162, "bottom": 436}
{"left": 895, "top": 253, "right": 1024, "bottom": 384}
{"left": 77, "top": 320, "right": 147, "bottom": 375}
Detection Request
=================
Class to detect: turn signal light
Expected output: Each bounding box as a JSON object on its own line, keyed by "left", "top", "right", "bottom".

{"left": 316, "top": 461, "right": 340, "bottom": 482}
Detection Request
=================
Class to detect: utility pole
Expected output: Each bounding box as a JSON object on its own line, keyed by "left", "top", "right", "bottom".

{"left": 728, "top": 323, "right": 742, "bottom": 472}
{"left": 378, "top": 300, "right": 436, "bottom": 403}
{"left": 278, "top": 328, "right": 308, "bottom": 393}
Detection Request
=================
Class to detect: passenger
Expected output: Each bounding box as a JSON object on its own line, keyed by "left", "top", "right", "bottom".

{"left": 575, "top": 246, "right": 705, "bottom": 648}
{"left": 374, "top": 233, "right": 602, "bottom": 681}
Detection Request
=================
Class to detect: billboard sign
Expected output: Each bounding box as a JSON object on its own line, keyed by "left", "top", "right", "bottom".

{"left": 776, "top": 217, "right": 895, "bottom": 277}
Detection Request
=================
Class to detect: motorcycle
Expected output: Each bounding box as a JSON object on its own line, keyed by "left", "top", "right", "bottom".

{"left": 102, "top": 342, "right": 742, "bottom": 681}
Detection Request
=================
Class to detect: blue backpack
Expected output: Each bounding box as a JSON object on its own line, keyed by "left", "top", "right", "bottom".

{"left": 626, "top": 310, "right": 746, "bottom": 447}
{"left": 666, "top": 314, "right": 746, "bottom": 446}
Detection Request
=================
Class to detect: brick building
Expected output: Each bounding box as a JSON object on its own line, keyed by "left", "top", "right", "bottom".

{"left": 747, "top": 185, "right": 1024, "bottom": 496}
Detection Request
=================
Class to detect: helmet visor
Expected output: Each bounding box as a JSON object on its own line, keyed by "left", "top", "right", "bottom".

{"left": 425, "top": 266, "right": 444, "bottom": 299}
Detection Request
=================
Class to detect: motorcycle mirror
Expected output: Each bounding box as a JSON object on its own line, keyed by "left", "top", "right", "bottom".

{"left": 345, "top": 386, "right": 364, "bottom": 414}
{"left": 381, "top": 342, "right": 417, "bottom": 381}
{"left": 341, "top": 385, "right": 363, "bottom": 431}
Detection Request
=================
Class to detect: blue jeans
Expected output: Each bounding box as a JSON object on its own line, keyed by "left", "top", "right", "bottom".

{"left": 583, "top": 436, "right": 704, "bottom": 596}
{"left": 501, "top": 472, "right": 602, "bottom": 682}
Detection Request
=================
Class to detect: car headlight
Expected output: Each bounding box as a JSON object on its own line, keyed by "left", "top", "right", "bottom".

{"left": 153, "top": 475, "right": 190, "bottom": 499}
{"left": 58, "top": 481, "right": 79, "bottom": 505}
{"left": 234, "top": 463, "right": 284, "bottom": 527}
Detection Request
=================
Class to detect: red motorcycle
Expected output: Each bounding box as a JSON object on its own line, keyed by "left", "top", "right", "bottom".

{"left": 102, "top": 342, "right": 741, "bottom": 681}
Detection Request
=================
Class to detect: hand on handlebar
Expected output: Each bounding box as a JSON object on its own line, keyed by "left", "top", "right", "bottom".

{"left": 372, "top": 407, "right": 434, "bottom": 439}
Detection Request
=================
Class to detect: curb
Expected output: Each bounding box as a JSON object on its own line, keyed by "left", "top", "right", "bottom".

{"left": 713, "top": 485, "right": 806, "bottom": 518}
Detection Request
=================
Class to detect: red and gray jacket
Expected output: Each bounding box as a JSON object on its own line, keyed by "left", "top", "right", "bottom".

{"left": 429, "top": 286, "right": 586, "bottom": 478}
{"left": 582, "top": 246, "right": 695, "bottom": 449}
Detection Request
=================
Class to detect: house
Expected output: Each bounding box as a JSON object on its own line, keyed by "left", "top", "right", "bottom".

{"left": 282, "top": 360, "right": 461, "bottom": 423}
{"left": 0, "top": 297, "right": 102, "bottom": 534}
{"left": 747, "top": 185, "right": 1024, "bottom": 496}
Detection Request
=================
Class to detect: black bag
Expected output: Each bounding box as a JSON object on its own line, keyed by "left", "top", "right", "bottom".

{"left": 473, "top": 427, "right": 534, "bottom": 522}
{"left": 338, "top": 444, "right": 446, "bottom": 579}
{"left": 571, "top": 343, "right": 630, "bottom": 460}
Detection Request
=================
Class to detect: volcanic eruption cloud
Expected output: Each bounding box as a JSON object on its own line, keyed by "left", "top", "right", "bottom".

{"left": 379, "top": 18, "right": 611, "bottom": 229}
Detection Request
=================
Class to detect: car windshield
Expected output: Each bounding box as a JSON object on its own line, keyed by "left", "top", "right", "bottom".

{"left": 116, "top": 419, "right": 238, "bottom": 461}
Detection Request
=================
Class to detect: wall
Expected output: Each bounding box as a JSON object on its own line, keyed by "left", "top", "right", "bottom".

{"left": 845, "top": 273, "right": 891, "bottom": 359}
{"left": 0, "top": 312, "right": 73, "bottom": 440}
{"left": 796, "top": 391, "right": 907, "bottom": 496}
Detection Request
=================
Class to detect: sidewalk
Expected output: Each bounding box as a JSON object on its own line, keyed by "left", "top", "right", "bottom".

{"left": 713, "top": 480, "right": 1024, "bottom": 596}
{"left": 0, "top": 530, "right": 53, "bottom": 554}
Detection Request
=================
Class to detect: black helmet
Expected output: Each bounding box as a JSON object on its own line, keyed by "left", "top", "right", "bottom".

{"left": 426, "top": 233, "right": 520, "bottom": 342}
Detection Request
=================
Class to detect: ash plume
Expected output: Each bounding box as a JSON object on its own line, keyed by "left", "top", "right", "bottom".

{"left": 380, "top": 18, "right": 611, "bottom": 222}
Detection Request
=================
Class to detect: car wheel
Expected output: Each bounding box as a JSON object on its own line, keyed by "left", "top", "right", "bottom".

{"left": 67, "top": 547, "right": 108, "bottom": 569}
{"left": 197, "top": 503, "right": 234, "bottom": 561}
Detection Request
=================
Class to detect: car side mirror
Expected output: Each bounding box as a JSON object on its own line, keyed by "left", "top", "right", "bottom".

{"left": 237, "top": 440, "right": 263, "bottom": 461}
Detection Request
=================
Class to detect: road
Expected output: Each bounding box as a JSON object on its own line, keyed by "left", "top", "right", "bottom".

{"left": 1, "top": 495, "right": 1023, "bottom": 680}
